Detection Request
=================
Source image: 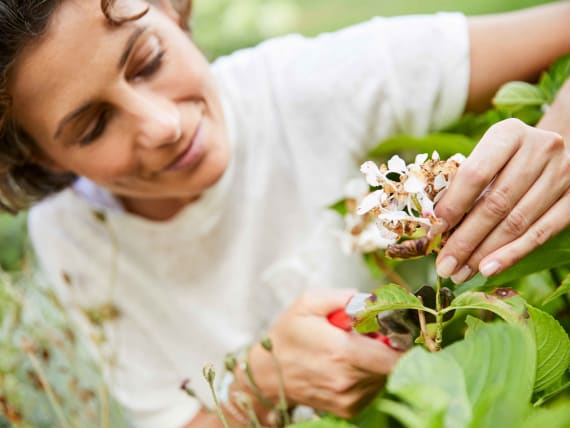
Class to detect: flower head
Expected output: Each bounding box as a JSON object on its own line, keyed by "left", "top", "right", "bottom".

{"left": 339, "top": 153, "right": 464, "bottom": 256}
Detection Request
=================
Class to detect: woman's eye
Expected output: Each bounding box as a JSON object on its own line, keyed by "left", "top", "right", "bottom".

{"left": 135, "top": 49, "right": 165, "bottom": 79}
{"left": 80, "top": 109, "right": 110, "bottom": 146}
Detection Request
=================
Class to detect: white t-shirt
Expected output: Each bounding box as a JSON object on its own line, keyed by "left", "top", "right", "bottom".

{"left": 28, "top": 14, "right": 469, "bottom": 428}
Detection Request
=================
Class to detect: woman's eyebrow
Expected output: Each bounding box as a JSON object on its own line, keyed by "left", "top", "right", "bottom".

{"left": 53, "top": 26, "right": 149, "bottom": 140}
{"left": 118, "top": 25, "right": 148, "bottom": 70}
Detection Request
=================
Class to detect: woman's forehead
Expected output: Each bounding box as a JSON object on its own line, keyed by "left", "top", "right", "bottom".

{"left": 9, "top": 0, "right": 147, "bottom": 142}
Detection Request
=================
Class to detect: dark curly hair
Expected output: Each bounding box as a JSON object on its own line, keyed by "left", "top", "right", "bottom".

{"left": 0, "top": 0, "right": 192, "bottom": 213}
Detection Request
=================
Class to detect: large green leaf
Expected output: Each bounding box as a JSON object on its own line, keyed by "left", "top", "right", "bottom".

{"left": 492, "top": 81, "right": 548, "bottom": 113}
{"left": 447, "top": 323, "right": 536, "bottom": 428}
{"left": 386, "top": 323, "right": 536, "bottom": 428}
{"left": 542, "top": 273, "right": 570, "bottom": 305}
{"left": 521, "top": 399, "right": 570, "bottom": 428}
{"left": 444, "top": 290, "right": 527, "bottom": 324}
{"left": 527, "top": 306, "right": 570, "bottom": 393}
{"left": 483, "top": 228, "right": 570, "bottom": 287}
{"left": 367, "top": 133, "right": 476, "bottom": 160}
{"left": 387, "top": 347, "right": 472, "bottom": 428}
{"left": 353, "top": 284, "right": 432, "bottom": 334}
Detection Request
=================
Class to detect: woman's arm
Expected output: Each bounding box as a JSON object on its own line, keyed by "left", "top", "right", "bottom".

{"left": 467, "top": 1, "right": 570, "bottom": 112}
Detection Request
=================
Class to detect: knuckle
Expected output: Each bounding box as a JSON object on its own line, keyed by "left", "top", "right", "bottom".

{"left": 542, "top": 132, "right": 565, "bottom": 153}
{"left": 452, "top": 236, "right": 477, "bottom": 256}
{"left": 337, "top": 394, "right": 362, "bottom": 418}
{"left": 488, "top": 118, "right": 525, "bottom": 139}
{"left": 502, "top": 209, "right": 528, "bottom": 236}
{"left": 330, "top": 377, "right": 354, "bottom": 394}
{"left": 530, "top": 224, "right": 551, "bottom": 247}
{"left": 460, "top": 164, "right": 488, "bottom": 188}
{"left": 483, "top": 189, "right": 511, "bottom": 218}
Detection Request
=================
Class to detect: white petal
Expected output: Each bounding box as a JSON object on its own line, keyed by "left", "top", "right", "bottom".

{"left": 345, "top": 292, "right": 373, "bottom": 317}
{"left": 387, "top": 155, "right": 407, "bottom": 174}
{"left": 360, "top": 161, "right": 382, "bottom": 186}
{"left": 377, "top": 223, "right": 399, "bottom": 240}
{"left": 434, "top": 174, "right": 448, "bottom": 191}
{"left": 356, "top": 190, "right": 383, "bottom": 215}
{"left": 417, "top": 191, "right": 435, "bottom": 216}
{"left": 404, "top": 173, "right": 426, "bottom": 193}
{"left": 431, "top": 150, "right": 440, "bottom": 161}
{"left": 356, "top": 226, "right": 390, "bottom": 252}
{"left": 449, "top": 153, "right": 466, "bottom": 163}
{"left": 414, "top": 153, "right": 428, "bottom": 165}
{"left": 344, "top": 178, "right": 369, "bottom": 200}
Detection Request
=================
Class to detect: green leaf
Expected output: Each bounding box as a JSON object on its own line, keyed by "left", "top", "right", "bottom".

{"left": 386, "top": 323, "right": 536, "bottom": 428}
{"left": 492, "top": 81, "right": 548, "bottom": 113}
{"left": 329, "top": 199, "right": 348, "bottom": 217}
{"left": 543, "top": 273, "right": 570, "bottom": 305}
{"left": 291, "top": 419, "right": 357, "bottom": 428}
{"left": 464, "top": 315, "right": 485, "bottom": 337}
{"left": 539, "top": 54, "right": 570, "bottom": 102}
{"left": 447, "top": 323, "right": 536, "bottom": 428}
{"left": 353, "top": 284, "right": 432, "bottom": 334}
{"left": 387, "top": 347, "right": 472, "bottom": 428}
{"left": 483, "top": 228, "right": 570, "bottom": 287}
{"left": 444, "top": 290, "right": 527, "bottom": 324}
{"left": 527, "top": 306, "right": 570, "bottom": 393}
{"left": 521, "top": 399, "right": 570, "bottom": 428}
{"left": 367, "top": 133, "right": 476, "bottom": 160}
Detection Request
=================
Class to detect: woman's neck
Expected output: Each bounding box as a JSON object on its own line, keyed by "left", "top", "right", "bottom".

{"left": 119, "top": 195, "right": 200, "bottom": 221}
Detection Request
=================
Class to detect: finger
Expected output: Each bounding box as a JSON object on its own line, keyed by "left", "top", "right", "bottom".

{"left": 459, "top": 162, "right": 570, "bottom": 281}
{"left": 477, "top": 190, "right": 570, "bottom": 277}
{"left": 435, "top": 118, "right": 526, "bottom": 229}
{"left": 346, "top": 333, "right": 401, "bottom": 375}
{"left": 436, "top": 134, "right": 548, "bottom": 278}
{"left": 298, "top": 288, "right": 357, "bottom": 317}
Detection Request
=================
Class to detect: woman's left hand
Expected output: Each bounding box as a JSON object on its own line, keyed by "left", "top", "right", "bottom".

{"left": 434, "top": 117, "right": 570, "bottom": 283}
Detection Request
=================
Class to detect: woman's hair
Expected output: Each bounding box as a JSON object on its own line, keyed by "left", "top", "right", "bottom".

{"left": 0, "top": 0, "right": 192, "bottom": 213}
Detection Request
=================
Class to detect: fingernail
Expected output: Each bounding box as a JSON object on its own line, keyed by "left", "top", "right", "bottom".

{"left": 451, "top": 265, "right": 472, "bottom": 284}
{"left": 436, "top": 256, "right": 457, "bottom": 278}
{"left": 480, "top": 260, "right": 501, "bottom": 277}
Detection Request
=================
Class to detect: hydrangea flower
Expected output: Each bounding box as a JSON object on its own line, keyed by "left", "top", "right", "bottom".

{"left": 339, "top": 152, "right": 465, "bottom": 257}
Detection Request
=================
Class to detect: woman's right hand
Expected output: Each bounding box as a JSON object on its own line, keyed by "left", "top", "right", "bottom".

{"left": 246, "top": 289, "right": 401, "bottom": 419}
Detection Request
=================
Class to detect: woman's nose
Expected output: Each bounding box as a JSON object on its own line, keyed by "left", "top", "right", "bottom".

{"left": 125, "top": 91, "right": 182, "bottom": 148}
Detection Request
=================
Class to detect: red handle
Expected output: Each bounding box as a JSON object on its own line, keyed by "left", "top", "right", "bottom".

{"left": 327, "top": 308, "right": 391, "bottom": 347}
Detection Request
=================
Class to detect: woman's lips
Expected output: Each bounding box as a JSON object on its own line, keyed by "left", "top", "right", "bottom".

{"left": 165, "top": 122, "right": 205, "bottom": 172}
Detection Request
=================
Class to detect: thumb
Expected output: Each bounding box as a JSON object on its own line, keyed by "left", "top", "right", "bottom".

{"left": 297, "top": 288, "right": 356, "bottom": 317}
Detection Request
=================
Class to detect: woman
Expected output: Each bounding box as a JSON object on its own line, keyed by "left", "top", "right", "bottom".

{"left": 1, "top": 0, "right": 569, "bottom": 426}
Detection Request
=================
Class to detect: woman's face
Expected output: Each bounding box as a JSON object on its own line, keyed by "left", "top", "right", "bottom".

{"left": 9, "top": 0, "right": 230, "bottom": 216}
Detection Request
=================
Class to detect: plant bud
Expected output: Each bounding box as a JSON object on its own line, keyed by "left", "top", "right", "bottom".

{"left": 260, "top": 337, "right": 273, "bottom": 352}
{"left": 224, "top": 353, "right": 237, "bottom": 372}
{"left": 202, "top": 363, "right": 216, "bottom": 384}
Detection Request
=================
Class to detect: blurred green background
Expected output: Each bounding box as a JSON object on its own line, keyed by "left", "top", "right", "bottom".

{"left": 192, "top": 0, "right": 557, "bottom": 59}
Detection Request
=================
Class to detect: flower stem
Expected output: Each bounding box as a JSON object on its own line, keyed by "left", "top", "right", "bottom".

{"left": 417, "top": 296, "right": 437, "bottom": 352}
{"left": 203, "top": 365, "right": 230, "bottom": 428}
{"left": 434, "top": 275, "right": 443, "bottom": 351}
{"left": 22, "top": 340, "right": 73, "bottom": 428}
{"left": 372, "top": 253, "right": 411, "bottom": 291}
{"left": 270, "top": 352, "right": 290, "bottom": 427}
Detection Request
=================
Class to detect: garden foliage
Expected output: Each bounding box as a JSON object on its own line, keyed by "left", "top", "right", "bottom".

{"left": 0, "top": 51, "right": 569, "bottom": 428}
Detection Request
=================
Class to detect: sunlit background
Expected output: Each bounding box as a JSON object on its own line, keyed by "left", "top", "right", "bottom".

{"left": 192, "top": 0, "right": 556, "bottom": 59}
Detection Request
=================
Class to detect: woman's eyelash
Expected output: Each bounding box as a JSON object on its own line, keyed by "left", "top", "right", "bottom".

{"left": 136, "top": 49, "right": 166, "bottom": 78}
{"left": 80, "top": 109, "right": 111, "bottom": 146}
